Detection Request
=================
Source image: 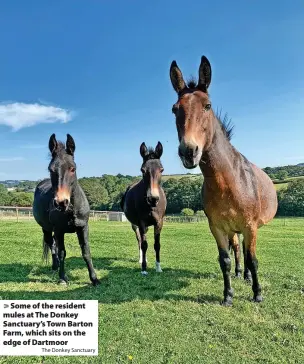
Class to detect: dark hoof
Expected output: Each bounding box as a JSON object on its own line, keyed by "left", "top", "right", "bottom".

{"left": 92, "top": 278, "right": 101, "bottom": 286}
{"left": 58, "top": 279, "right": 68, "bottom": 285}
{"left": 244, "top": 274, "right": 252, "bottom": 283}
{"left": 222, "top": 295, "right": 233, "bottom": 307}
{"left": 253, "top": 295, "right": 263, "bottom": 303}
{"left": 221, "top": 297, "right": 233, "bottom": 307}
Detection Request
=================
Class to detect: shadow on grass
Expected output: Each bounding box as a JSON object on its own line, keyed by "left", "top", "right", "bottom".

{"left": 0, "top": 256, "right": 221, "bottom": 305}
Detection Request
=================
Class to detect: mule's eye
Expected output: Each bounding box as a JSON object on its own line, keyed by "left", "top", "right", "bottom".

{"left": 70, "top": 167, "right": 76, "bottom": 173}
{"left": 160, "top": 168, "right": 164, "bottom": 173}
{"left": 141, "top": 167, "right": 146, "bottom": 174}
{"left": 205, "top": 103, "right": 211, "bottom": 111}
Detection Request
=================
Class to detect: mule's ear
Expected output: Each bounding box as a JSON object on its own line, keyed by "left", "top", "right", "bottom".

{"left": 198, "top": 56, "right": 212, "bottom": 92}
{"left": 49, "top": 133, "right": 57, "bottom": 156}
{"left": 140, "top": 142, "right": 148, "bottom": 159}
{"left": 170, "top": 61, "right": 186, "bottom": 94}
{"left": 155, "top": 141, "right": 163, "bottom": 159}
{"left": 66, "top": 134, "right": 76, "bottom": 156}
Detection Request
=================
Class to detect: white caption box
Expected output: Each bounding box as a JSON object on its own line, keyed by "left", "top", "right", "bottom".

{"left": 0, "top": 300, "right": 98, "bottom": 356}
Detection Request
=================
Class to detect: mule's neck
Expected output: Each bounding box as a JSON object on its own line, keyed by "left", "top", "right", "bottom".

{"left": 69, "top": 177, "right": 81, "bottom": 207}
{"left": 199, "top": 114, "right": 237, "bottom": 187}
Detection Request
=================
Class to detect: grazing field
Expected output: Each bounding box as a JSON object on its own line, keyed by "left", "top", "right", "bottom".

{"left": 0, "top": 219, "right": 303, "bottom": 363}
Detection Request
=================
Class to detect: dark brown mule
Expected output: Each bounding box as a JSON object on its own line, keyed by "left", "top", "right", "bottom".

{"left": 169, "top": 56, "right": 278, "bottom": 305}
{"left": 121, "top": 142, "right": 167, "bottom": 275}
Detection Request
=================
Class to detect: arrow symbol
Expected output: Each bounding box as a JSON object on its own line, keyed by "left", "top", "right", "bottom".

{"left": 4, "top": 304, "right": 9, "bottom": 308}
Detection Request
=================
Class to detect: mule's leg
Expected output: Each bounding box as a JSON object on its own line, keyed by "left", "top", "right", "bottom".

{"left": 42, "top": 229, "right": 59, "bottom": 270}
{"left": 242, "top": 236, "right": 252, "bottom": 283}
{"left": 154, "top": 222, "right": 163, "bottom": 273}
{"left": 56, "top": 233, "right": 68, "bottom": 285}
{"left": 139, "top": 225, "right": 148, "bottom": 275}
{"left": 76, "top": 225, "right": 100, "bottom": 286}
{"left": 229, "top": 234, "right": 242, "bottom": 278}
{"left": 210, "top": 225, "right": 233, "bottom": 306}
{"left": 243, "top": 227, "right": 262, "bottom": 302}
{"left": 132, "top": 224, "right": 146, "bottom": 264}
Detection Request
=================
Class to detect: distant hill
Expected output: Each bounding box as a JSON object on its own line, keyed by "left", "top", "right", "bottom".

{"left": 297, "top": 163, "right": 304, "bottom": 166}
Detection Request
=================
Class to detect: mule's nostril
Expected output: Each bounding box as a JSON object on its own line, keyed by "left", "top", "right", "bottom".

{"left": 195, "top": 146, "right": 199, "bottom": 153}
{"left": 186, "top": 147, "right": 194, "bottom": 159}
{"left": 54, "top": 199, "right": 59, "bottom": 207}
{"left": 147, "top": 195, "right": 159, "bottom": 206}
{"left": 63, "top": 199, "right": 69, "bottom": 206}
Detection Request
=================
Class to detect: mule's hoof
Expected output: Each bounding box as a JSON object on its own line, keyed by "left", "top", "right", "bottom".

{"left": 92, "top": 278, "right": 101, "bottom": 286}
{"left": 221, "top": 298, "right": 233, "bottom": 307}
{"left": 244, "top": 275, "right": 252, "bottom": 284}
{"left": 141, "top": 271, "right": 148, "bottom": 276}
{"left": 253, "top": 295, "right": 263, "bottom": 303}
{"left": 155, "top": 263, "right": 163, "bottom": 273}
{"left": 58, "top": 279, "right": 68, "bottom": 285}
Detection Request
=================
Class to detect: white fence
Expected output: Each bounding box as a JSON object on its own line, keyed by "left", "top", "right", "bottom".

{"left": 0, "top": 206, "right": 207, "bottom": 224}
{"left": 0, "top": 206, "right": 126, "bottom": 222}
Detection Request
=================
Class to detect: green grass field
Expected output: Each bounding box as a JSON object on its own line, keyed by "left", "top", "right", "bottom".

{"left": 0, "top": 219, "right": 303, "bottom": 363}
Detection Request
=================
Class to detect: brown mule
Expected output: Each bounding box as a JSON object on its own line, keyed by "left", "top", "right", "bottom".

{"left": 169, "top": 56, "right": 278, "bottom": 305}
{"left": 121, "top": 142, "right": 167, "bottom": 275}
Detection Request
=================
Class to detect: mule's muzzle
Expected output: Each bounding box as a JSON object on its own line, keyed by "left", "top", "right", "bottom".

{"left": 178, "top": 144, "right": 201, "bottom": 169}
{"left": 54, "top": 185, "right": 71, "bottom": 212}
{"left": 146, "top": 195, "right": 159, "bottom": 207}
{"left": 54, "top": 198, "right": 70, "bottom": 212}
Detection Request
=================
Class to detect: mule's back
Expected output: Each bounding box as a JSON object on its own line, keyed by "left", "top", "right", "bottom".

{"left": 33, "top": 178, "right": 53, "bottom": 232}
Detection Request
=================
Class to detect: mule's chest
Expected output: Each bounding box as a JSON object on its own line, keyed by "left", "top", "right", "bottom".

{"left": 202, "top": 188, "right": 244, "bottom": 233}
{"left": 49, "top": 210, "right": 78, "bottom": 233}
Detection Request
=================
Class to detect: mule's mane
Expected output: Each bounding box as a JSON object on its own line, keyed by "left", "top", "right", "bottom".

{"left": 144, "top": 147, "right": 159, "bottom": 161}
{"left": 48, "top": 141, "right": 66, "bottom": 159}
{"left": 215, "top": 110, "right": 234, "bottom": 141}
{"left": 186, "top": 76, "right": 197, "bottom": 89}
{"left": 56, "top": 141, "right": 66, "bottom": 151}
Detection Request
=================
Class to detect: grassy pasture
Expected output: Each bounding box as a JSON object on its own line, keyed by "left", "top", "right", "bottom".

{"left": 0, "top": 219, "right": 303, "bottom": 363}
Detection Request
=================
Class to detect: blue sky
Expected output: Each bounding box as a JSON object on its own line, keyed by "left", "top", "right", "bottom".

{"left": 0, "top": 0, "right": 303, "bottom": 180}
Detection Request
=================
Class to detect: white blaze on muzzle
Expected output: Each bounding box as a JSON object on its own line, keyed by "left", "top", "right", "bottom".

{"left": 55, "top": 185, "right": 70, "bottom": 203}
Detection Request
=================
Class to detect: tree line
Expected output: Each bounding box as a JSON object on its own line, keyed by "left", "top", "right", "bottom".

{"left": 0, "top": 168, "right": 304, "bottom": 216}
{"left": 263, "top": 164, "right": 304, "bottom": 181}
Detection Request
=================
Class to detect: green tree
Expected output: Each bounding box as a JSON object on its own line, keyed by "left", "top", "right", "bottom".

{"left": 277, "top": 170, "right": 288, "bottom": 181}
{"left": 181, "top": 208, "right": 194, "bottom": 216}
{"left": 79, "top": 178, "right": 109, "bottom": 210}
{"left": 277, "top": 179, "right": 304, "bottom": 216}
{"left": 8, "top": 192, "right": 34, "bottom": 207}
{"left": 0, "top": 184, "right": 9, "bottom": 205}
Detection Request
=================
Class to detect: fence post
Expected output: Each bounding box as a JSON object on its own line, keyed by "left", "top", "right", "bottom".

{"left": 16, "top": 208, "right": 19, "bottom": 223}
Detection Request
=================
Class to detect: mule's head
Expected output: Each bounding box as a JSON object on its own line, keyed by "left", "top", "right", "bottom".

{"left": 140, "top": 141, "right": 164, "bottom": 207}
{"left": 48, "top": 133, "right": 77, "bottom": 212}
{"left": 170, "top": 56, "right": 214, "bottom": 169}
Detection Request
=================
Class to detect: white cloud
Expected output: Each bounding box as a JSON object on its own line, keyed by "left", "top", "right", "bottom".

{"left": 0, "top": 102, "right": 72, "bottom": 131}
{"left": 0, "top": 157, "right": 24, "bottom": 162}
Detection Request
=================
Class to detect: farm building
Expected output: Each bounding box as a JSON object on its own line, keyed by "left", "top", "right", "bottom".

{"left": 107, "top": 211, "right": 127, "bottom": 222}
